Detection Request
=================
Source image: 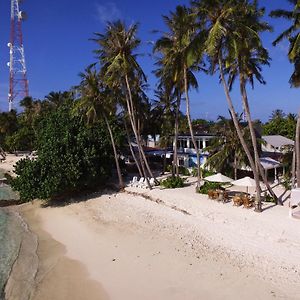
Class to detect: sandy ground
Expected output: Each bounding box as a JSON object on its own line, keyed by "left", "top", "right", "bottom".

{"left": 0, "top": 154, "right": 24, "bottom": 176}
{"left": 7, "top": 177, "right": 299, "bottom": 300}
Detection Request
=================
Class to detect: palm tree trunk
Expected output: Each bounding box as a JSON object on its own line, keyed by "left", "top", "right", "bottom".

{"left": 218, "top": 56, "right": 262, "bottom": 211}
{"left": 239, "top": 77, "right": 281, "bottom": 205}
{"left": 295, "top": 111, "right": 300, "bottom": 188}
{"left": 183, "top": 66, "right": 201, "bottom": 187}
{"left": 163, "top": 147, "right": 167, "bottom": 174}
{"left": 124, "top": 119, "right": 143, "bottom": 177}
{"left": 102, "top": 113, "right": 125, "bottom": 190}
{"left": 173, "top": 90, "right": 180, "bottom": 176}
{"left": 124, "top": 75, "right": 152, "bottom": 189}
{"left": 292, "top": 148, "right": 296, "bottom": 188}
{"left": 234, "top": 153, "right": 237, "bottom": 180}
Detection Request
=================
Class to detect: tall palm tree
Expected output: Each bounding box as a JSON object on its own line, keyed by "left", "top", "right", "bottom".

{"left": 206, "top": 115, "right": 251, "bottom": 179}
{"left": 154, "top": 5, "right": 204, "bottom": 186}
{"left": 154, "top": 62, "right": 181, "bottom": 176}
{"left": 221, "top": 2, "right": 281, "bottom": 205}
{"left": 93, "top": 21, "right": 153, "bottom": 188}
{"left": 192, "top": 0, "right": 265, "bottom": 210}
{"left": 76, "top": 66, "right": 125, "bottom": 189}
{"left": 152, "top": 86, "right": 176, "bottom": 173}
{"left": 270, "top": 0, "right": 300, "bottom": 188}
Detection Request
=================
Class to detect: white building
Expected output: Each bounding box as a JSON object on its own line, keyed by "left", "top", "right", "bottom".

{"left": 262, "top": 135, "right": 294, "bottom": 154}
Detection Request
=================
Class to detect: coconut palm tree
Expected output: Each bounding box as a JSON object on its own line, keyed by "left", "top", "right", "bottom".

{"left": 76, "top": 66, "right": 125, "bottom": 189}
{"left": 154, "top": 5, "right": 205, "bottom": 186}
{"left": 154, "top": 63, "right": 181, "bottom": 176}
{"left": 192, "top": 0, "right": 266, "bottom": 210}
{"left": 220, "top": 2, "right": 281, "bottom": 205}
{"left": 206, "top": 115, "right": 251, "bottom": 179}
{"left": 93, "top": 21, "right": 153, "bottom": 188}
{"left": 270, "top": 0, "right": 300, "bottom": 188}
{"left": 152, "top": 85, "right": 176, "bottom": 173}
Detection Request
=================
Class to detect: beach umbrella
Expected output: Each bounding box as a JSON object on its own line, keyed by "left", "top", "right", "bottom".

{"left": 231, "top": 176, "right": 258, "bottom": 193}
{"left": 204, "top": 173, "right": 234, "bottom": 183}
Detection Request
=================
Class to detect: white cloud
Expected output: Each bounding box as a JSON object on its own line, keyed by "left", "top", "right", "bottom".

{"left": 95, "top": 2, "right": 121, "bottom": 24}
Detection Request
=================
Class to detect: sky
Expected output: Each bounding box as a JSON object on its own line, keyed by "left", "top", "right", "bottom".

{"left": 0, "top": 0, "right": 298, "bottom": 122}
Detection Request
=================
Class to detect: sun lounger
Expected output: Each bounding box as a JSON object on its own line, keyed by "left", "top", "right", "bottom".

{"left": 129, "top": 176, "right": 138, "bottom": 187}
{"left": 136, "top": 177, "right": 145, "bottom": 188}
{"left": 233, "top": 195, "right": 243, "bottom": 206}
{"left": 242, "top": 195, "right": 254, "bottom": 208}
{"left": 149, "top": 178, "right": 155, "bottom": 186}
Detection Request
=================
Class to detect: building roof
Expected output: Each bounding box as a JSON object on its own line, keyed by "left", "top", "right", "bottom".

{"left": 262, "top": 135, "right": 294, "bottom": 149}
{"left": 178, "top": 133, "right": 215, "bottom": 138}
{"left": 260, "top": 157, "right": 281, "bottom": 170}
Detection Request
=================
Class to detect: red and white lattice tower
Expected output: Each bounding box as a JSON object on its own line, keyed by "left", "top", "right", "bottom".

{"left": 7, "top": 0, "right": 29, "bottom": 111}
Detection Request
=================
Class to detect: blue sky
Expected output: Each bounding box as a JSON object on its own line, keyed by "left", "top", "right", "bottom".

{"left": 0, "top": 0, "right": 298, "bottom": 122}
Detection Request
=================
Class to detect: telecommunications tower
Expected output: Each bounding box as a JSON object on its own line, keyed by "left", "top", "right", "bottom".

{"left": 7, "top": 0, "right": 29, "bottom": 111}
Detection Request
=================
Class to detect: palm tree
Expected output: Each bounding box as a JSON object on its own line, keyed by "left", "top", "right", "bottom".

{"left": 152, "top": 85, "right": 176, "bottom": 173}
{"left": 154, "top": 5, "right": 204, "bottom": 186}
{"left": 192, "top": 0, "right": 266, "bottom": 211}
{"left": 93, "top": 21, "right": 153, "bottom": 188}
{"left": 221, "top": 2, "right": 281, "bottom": 205}
{"left": 154, "top": 63, "right": 181, "bottom": 176}
{"left": 270, "top": 0, "right": 300, "bottom": 188}
{"left": 45, "top": 91, "right": 70, "bottom": 108}
{"left": 76, "top": 66, "right": 125, "bottom": 189}
{"left": 206, "top": 115, "right": 251, "bottom": 179}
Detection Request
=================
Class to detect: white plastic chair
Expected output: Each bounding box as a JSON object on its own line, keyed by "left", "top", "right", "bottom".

{"left": 137, "top": 177, "right": 145, "bottom": 188}
{"left": 129, "top": 176, "right": 138, "bottom": 187}
{"left": 149, "top": 178, "right": 155, "bottom": 186}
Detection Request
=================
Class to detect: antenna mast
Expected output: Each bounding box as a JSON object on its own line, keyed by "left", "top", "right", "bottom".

{"left": 7, "top": 0, "right": 29, "bottom": 111}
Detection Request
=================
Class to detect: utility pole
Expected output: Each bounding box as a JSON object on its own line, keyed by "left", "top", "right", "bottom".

{"left": 7, "top": 0, "right": 29, "bottom": 111}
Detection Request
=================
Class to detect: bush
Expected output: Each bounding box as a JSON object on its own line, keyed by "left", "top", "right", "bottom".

{"left": 11, "top": 104, "right": 114, "bottom": 202}
{"left": 264, "top": 193, "right": 276, "bottom": 203}
{"left": 282, "top": 176, "right": 292, "bottom": 191}
{"left": 178, "top": 166, "right": 190, "bottom": 176}
{"left": 192, "top": 168, "right": 214, "bottom": 178}
{"left": 165, "top": 165, "right": 190, "bottom": 176}
{"left": 198, "top": 181, "right": 222, "bottom": 194}
{"left": 160, "top": 176, "right": 185, "bottom": 189}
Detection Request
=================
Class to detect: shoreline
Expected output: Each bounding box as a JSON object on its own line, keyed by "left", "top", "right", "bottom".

{"left": 5, "top": 186, "right": 299, "bottom": 300}
{"left": 4, "top": 208, "right": 38, "bottom": 300}
{"left": 5, "top": 202, "right": 109, "bottom": 300}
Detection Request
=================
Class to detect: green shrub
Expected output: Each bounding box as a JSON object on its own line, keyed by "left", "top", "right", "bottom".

{"left": 160, "top": 176, "right": 185, "bottom": 189}
{"left": 282, "top": 176, "right": 292, "bottom": 191}
{"left": 178, "top": 166, "right": 190, "bottom": 176}
{"left": 165, "top": 165, "right": 190, "bottom": 176}
{"left": 198, "top": 181, "right": 222, "bottom": 194}
{"left": 264, "top": 194, "right": 276, "bottom": 203}
{"left": 192, "top": 168, "right": 214, "bottom": 178}
{"left": 11, "top": 104, "right": 115, "bottom": 202}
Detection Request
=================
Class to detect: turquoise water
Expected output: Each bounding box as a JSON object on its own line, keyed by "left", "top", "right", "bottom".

{"left": 0, "top": 210, "right": 23, "bottom": 299}
{"left": 0, "top": 168, "right": 19, "bottom": 201}
{"left": 0, "top": 168, "right": 22, "bottom": 299}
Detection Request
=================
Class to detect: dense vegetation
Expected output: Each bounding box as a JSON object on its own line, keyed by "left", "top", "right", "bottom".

{"left": 160, "top": 176, "right": 186, "bottom": 189}
{"left": 11, "top": 103, "right": 118, "bottom": 202}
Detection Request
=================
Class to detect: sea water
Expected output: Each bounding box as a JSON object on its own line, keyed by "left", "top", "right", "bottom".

{"left": 0, "top": 210, "right": 24, "bottom": 300}
{"left": 0, "top": 169, "right": 18, "bottom": 201}
{"left": 0, "top": 168, "right": 22, "bottom": 299}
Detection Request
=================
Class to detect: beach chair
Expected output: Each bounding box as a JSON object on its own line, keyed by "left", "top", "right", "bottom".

{"left": 233, "top": 194, "right": 243, "bottom": 206}
{"left": 137, "top": 177, "right": 145, "bottom": 188}
{"left": 242, "top": 195, "right": 254, "bottom": 208}
{"left": 208, "top": 190, "right": 214, "bottom": 199}
{"left": 222, "top": 191, "right": 229, "bottom": 203}
{"left": 149, "top": 178, "right": 155, "bottom": 186}
{"left": 129, "top": 176, "right": 138, "bottom": 187}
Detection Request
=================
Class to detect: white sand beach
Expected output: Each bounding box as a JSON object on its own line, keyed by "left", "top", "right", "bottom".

{"left": 5, "top": 177, "right": 300, "bottom": 300}
{"left": 0, "top": 154, "right": 24, "bottom": 176}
